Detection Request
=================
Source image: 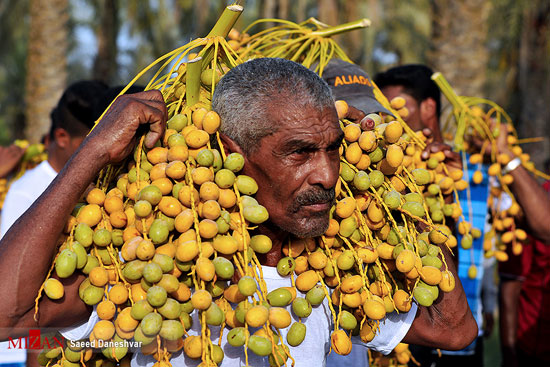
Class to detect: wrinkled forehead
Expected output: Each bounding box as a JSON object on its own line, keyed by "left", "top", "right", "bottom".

{"left": 264, "top": 94, "right": 338, "bottom": 128}
{"left": 263, "top": 101, "right": 341, "bottom": 144}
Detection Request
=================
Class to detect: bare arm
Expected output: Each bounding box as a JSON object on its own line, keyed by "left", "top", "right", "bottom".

{"left": 403, "top": 244, "right": 478, "bottom": 350}
{"left": 487, "top": 125, "right": 550, "bottom": 242}
{"left": 506, "top": 163, "right": 550, "bottom": 242}
{"left": 499, "top": 279, "right": 522, "bottom": 367}
{"left": 0, "top": 91, "right": 167, "bottom": 340}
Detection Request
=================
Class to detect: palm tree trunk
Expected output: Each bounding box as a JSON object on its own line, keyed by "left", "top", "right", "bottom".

{"left": 341, "top": 0, "right": 363, "bottom": 63}
{"left": 429, "top": 0, "right": 490, "bottom": 97}
{"left": 93, "top": 0, "right": 119, "bottom": 84}
{"left": 317, "top": 0, "right": 339, "bottom": 27}
{"left": 516, "top": 1, "right": 550, "bottom": 171}
{"left": 296, "top": 0, "right": 307, "bottom": 22}
{"left": 277, "top": 0, "right": 289, "bottom": 20}
{"left": 24, "top": 0, "right": 68, "bottom": 143}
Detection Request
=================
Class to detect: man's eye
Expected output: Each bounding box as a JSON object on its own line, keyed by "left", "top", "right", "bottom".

{"left": 327, "top": 143, "right": 342, "bottom": 151}
{"left": 293, "top": 148, "right": 310, "bottom": 155}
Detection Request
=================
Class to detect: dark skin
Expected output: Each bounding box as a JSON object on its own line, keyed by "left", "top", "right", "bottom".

{"left": 47, "top": 128, "right": 86, "bottom": 173}
{"left": 227, "top": 96, "right": 475, "bottom": 350}
{"left": 471, "top": 122, "right": 550, "bottom": 241}
{"left": 0, "top": 90, "right": 166, "bottom": 340}
{"left": 0, "top": 144, "right": 25, "bottom": 178}
{"left": 221, "top": 99, "right": 343, "bottom": 267}
{"left": 403, "top": 243, "right": 477, "bottom": 349}
{"left": 1, "top": 91, "right": 475, "bottom": 351}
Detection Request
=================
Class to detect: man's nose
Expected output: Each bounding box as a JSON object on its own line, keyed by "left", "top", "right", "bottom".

{"left": 308, "top": 151, "right": 340, "bottom": 190}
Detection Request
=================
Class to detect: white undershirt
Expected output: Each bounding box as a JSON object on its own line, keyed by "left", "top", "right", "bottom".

{"left": 61, "top": 266, "right": 416, "bottom": 367}
{"left": 0, "top": 160, "right": 57, "bottom": 364}
{"left": 0, "top": 160, "right": 58, "bottom": 238}
{"left": 0, "top": 161, "right": 415, "bottom": 366}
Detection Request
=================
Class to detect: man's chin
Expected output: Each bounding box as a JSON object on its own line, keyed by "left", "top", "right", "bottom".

{"left": 289, "top": 217, "right": 330, "bottom": 238}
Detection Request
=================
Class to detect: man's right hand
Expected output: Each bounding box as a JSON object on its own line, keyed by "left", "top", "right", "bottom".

{"left": 84, "top": 90, "right": 167, "bottom": 166}
{"left": 0, "top": 90, "right": 167, "bottom": 337}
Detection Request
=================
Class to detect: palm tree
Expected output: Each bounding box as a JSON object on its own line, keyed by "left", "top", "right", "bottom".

{"left": 92, "top": 0, "right": 119, "bottom": 84}
{"left": 515, "top": 0, "right": 550, "bottom": 170}
{"left": 429, "top": 0, "right": 491, "bottom": 97}
{"left": 25, "top": 0, "right": 69, "bottom": 143}
{"left": 0, "top": 0, "right": 29, "bottom": 144}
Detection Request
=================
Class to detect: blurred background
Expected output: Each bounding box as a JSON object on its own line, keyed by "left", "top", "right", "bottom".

{"left": 0, "top": 0, "right": 549, "bottom": 169}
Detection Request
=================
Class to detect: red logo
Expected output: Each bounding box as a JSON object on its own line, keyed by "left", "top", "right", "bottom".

{"left": 8, "top": 329, "right": 64, "bottom": 350}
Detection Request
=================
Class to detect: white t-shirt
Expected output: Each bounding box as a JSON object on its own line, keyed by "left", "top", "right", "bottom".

{"left": 62, "top": 266, "right": 415, "bottom": 367}
{"left": 325, "top": 305, "right": 417, "bottom": 367}
{"left": 0, "top": 160, "right": 57, "bottom": 364}
{"left": 0, "top": 160, "right": 58, "bottom": 238}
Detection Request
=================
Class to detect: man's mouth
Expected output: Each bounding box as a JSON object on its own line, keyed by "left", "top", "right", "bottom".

{"left": 291, "top": 187, "right": 336, "bottom": 214}
{"left": 301, "top": 201, "right": 332, "bottom": 212}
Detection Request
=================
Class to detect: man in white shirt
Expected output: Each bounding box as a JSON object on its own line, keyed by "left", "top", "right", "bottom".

{"left": 0, "top": 80, "right": 109, "bottom": 237}
{"left": 0, "top": 80, "right": 108, "bottom": 367}
{"left": 0, "top": 59, "right": 477, "bottom": 367}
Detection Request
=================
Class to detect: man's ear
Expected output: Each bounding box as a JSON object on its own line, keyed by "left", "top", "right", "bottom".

{"left": 53, "top": 128, "right": 71, "bottom": 149}
{"left": 219, "top": 133, "right": 244, "bottom": 157}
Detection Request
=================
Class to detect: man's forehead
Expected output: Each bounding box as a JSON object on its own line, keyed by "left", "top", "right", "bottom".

{"left": 381, "top": 85, "right": 405, "bottom": 96}
{"left": 266, "top": 101, "right": 337, "bottom": 126}
{"left": 272, "top": 120, "right": 343, "bottom": 149}
{"left": 382, "top": 85, "right": 417, "bottom": 102}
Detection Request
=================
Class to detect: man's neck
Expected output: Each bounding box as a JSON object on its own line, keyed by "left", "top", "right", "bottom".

{"left": 47, "top": 144, "right": 65, "bottom": 173}
{"left": 254, "top": 223, "right": 289, "bottom": 267}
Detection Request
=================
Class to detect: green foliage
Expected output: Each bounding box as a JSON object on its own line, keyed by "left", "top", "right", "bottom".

{"left": 0, "top": 0, "right": 547, "bottom": 147}
{"left": 0, "top": 0, "right": 29, "bottom": 144}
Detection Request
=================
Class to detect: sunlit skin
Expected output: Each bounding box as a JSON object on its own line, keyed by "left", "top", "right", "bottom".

{"left": 221, "top": 98, "right": 342, "bottom": 266}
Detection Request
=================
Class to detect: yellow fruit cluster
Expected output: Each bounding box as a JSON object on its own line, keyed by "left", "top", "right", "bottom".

{"left": 433, "top": 73, "right": 549, "bottom": 261}
{"left": 370, "top": 342, "right": 413, "bottom": 366}
{"left": 36, "top": 7, "right": 467, "bottom": 367}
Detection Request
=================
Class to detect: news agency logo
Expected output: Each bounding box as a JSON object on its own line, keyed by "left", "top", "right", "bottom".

{"left": 7, "top": 329, "right": 64, "bottom": 350}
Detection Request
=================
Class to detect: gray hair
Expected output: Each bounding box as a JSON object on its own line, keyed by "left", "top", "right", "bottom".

{"left": 212, "top": 58, "right": 335, "bottom": 155}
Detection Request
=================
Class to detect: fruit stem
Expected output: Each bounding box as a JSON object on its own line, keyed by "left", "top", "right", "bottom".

{"left": 310, "top": 19, "right": 371, "bottom": 37}
{"left": 186, "top": 57, "right": 202, "bottom": 107}
{"left": 206, "top": 5, "right": 243, "bottom": 38}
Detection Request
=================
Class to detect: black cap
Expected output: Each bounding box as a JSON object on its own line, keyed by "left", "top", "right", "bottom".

{"left": 321, "top": 59, "right": 393, "bottom": 116}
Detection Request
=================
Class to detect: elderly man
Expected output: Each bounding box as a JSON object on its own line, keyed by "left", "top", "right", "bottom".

{"left": 0, "top": 58, "right": 476, "bottom": 366}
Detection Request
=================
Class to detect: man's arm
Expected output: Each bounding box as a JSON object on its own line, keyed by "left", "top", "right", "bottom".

{"left": 402, "top": 243, "right": 478, "bottom": 350}
{"left": 506, "top": 164, "right": 550, "bottom": 242}
{"left": 0, "top": 91, "right": 167, "bottom": 340}
{"left": 492, "top": 125, "right": 550, "bottom": 242}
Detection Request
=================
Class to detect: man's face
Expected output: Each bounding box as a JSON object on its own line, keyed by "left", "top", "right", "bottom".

{"left": 242, "top": 101, "right": 342, "bottom": 238}
{"left": 380, "top": 85, "right": 423, "bottom": 131}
